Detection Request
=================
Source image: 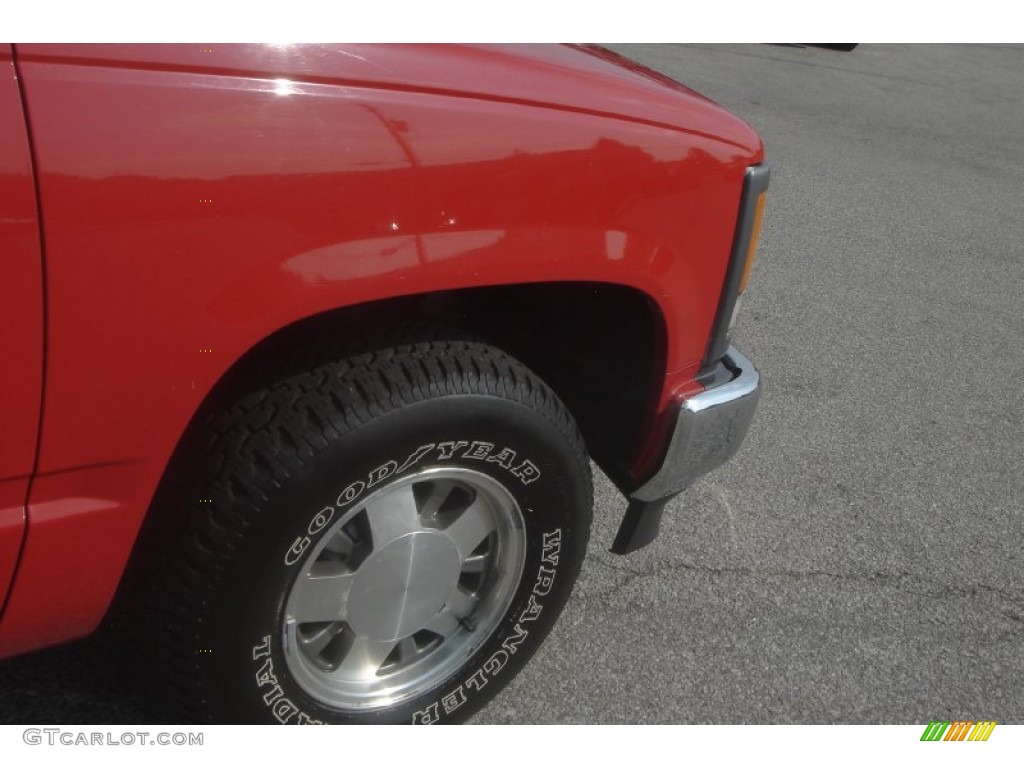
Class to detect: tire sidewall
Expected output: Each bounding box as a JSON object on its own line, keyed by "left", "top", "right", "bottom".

{"left": 196, "top": 395, "right": 589, "bottom": 724}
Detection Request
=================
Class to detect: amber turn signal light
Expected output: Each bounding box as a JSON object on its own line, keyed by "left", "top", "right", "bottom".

{"left": 738, "top": 191, "right": 767, "bottom": 295}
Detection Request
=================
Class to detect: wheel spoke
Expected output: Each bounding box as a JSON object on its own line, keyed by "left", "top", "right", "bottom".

{"left": 364, "top": 484, "right": 424, "bottom": 548}
{"left": 422, "top": 607, "right": 460, "bottom": 638}
{"left": 333, "top": 635, "right": 397, "bottom": 680}
{"left": 445, "top": 584, "right": 477, "bottom": 617}
{"left": 417, "top": 479, "right": 461, "bottom": 521}
{"left": 395, "top": 637, "right": 419, "bottom": 664}
{"left": 296, "top": 622, "right": 344, "bottom": 657}
{"left": 461, "top": 552, "right": 489, "bottom": 573}
{"left": 289, "top": 567, "right": 356, "bottom": 624}
{"left": 444, "top": 499, "right": 497, "bottom": 560}
{"left": 424, "top": 586, "right": 477, "bottom": 638}
{"left": 319, "top": 529, "right": 355, "bottom": 559}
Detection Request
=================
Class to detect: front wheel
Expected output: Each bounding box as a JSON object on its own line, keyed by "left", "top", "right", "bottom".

{"left": 157, "top": 339, "right": 592, "bottom": 724}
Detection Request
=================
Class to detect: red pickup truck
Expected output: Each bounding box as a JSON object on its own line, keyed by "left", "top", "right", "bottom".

{"left": 0, "top": 43, "right": 767, "bottom": 724}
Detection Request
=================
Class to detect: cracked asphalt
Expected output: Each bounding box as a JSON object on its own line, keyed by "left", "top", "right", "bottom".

{"left": 1, "top": 44, "right": 1022, "bottom": 724}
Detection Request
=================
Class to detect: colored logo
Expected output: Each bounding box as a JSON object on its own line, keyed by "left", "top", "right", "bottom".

{"left": 920, "top": 721, "right": 996, "bottom": 742}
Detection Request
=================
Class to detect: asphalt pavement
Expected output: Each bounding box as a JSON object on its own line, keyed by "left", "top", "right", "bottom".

{"left": 2, "top": 44, "right": 1022, "bottom": 724}
{"left": 478, "top": 43, "right": 1024, "bottom": 724}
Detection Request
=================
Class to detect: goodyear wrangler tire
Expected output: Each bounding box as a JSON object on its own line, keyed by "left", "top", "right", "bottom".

{"left": 162, "top": 340, "right": 592, "bottom": 724}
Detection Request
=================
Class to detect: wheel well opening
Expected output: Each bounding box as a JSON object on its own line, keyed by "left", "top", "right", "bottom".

{"left": 195, "top": 283, "right": 664, "bottom": 490}
{"left": 113, "top": 282, "right": 664, "bottom": 630}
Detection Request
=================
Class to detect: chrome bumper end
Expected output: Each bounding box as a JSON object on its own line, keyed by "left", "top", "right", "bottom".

{"left": 611, "top": 347, "right": 761, "bottom": 553}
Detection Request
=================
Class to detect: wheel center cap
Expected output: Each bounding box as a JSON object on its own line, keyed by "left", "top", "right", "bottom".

{"left": 346, "top": 531, "right": 461, "bottom": 642}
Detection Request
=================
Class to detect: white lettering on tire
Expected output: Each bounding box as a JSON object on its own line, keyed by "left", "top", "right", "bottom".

{"left": 264, "top": 441, "right": 557, "bottom": 724}
{"left": 411, "top": 527, "right": 563, "bottom": 724}
{"left": 284, "top": 441, "right": 543, "bottom": 565}
{"left": 250, "top": 635, "right": 324, "bottom": 725}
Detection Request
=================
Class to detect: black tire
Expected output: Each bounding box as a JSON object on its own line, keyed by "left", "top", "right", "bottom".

{"left": 157, "top": 339, "right": 592, "bottom": 724}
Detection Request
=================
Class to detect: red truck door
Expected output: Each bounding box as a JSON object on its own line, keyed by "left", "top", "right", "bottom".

{"left": 0, "top": 45, "right": 44, "bottom": 609}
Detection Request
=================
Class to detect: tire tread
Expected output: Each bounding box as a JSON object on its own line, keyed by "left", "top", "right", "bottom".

{"left": 151, "top": 339, "right": 591, "bottom": 721}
